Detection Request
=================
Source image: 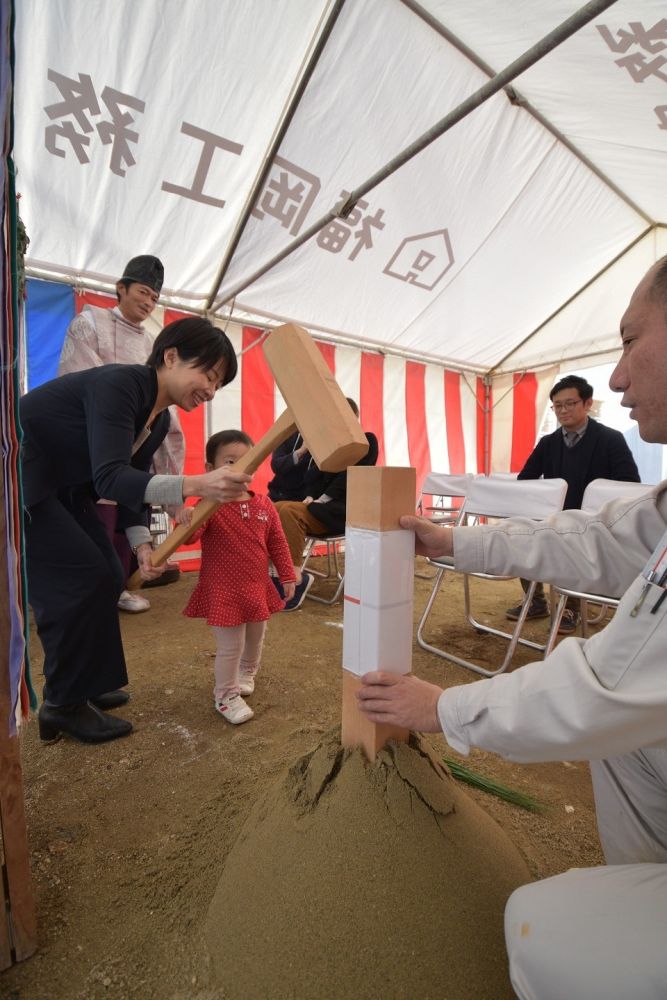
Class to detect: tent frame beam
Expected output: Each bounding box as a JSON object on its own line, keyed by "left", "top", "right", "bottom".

{"left": 400, "top": 0, "right": 652, "bottom": 226}
{"left": 204, "top": 0, "right": 348, "bottom": 311}
{"left": 210, "top": 0, "right": 621, "bottom": 314}
{"left": 487, "top": 224, "right": 656, "bottom": 375}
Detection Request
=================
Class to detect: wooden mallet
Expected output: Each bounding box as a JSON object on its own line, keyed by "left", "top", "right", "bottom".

{"left": 127, "top": 323, "right": 369, "bottom": 588}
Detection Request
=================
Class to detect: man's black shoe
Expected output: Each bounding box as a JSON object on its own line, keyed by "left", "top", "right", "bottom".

{"left": 38, "top": 702, "right": 132, "bottom": 744}
{"left": 505, "top": 600, "right": 550, "bottom": 622}
{"left": 283, "top": 572, "right": 314, "bottom": 611}
{"left": 90, "top": 690, "right": 130, "bottom": 710}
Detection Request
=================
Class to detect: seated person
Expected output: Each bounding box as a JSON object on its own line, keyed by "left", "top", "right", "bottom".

{"left": 267, "top": 431, "right": 311, "bottom": 502}
{"left": 507, "top": 373, "right": 639, "bottom": 633}
{"left": 274, "top": 399, "right": 378, "bottom": 610}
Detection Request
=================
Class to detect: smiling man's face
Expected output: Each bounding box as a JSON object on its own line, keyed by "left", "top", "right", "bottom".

{"left": 610, "top": 261, "right": 667, "bottom": 445}
{"left": 117, "top": 281, "right": 159, "bottom": 325}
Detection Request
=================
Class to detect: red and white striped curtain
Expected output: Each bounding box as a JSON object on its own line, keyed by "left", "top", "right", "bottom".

{"left": 60, "top": 297, "right": 554, "bottom": 564}
{"left": 163, "top": 312, "right": 556, "bottom": 505}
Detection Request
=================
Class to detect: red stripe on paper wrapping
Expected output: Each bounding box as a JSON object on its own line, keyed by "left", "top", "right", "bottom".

{"left": 444, "top": 370, "right": 465, "bottom": 473}
{"left": 360, "top": 352, "right": 385, "bottom": 467}
{"left": 405, "top": 361, "right": 430, "bottom": 502}
{"left": 510, "top": 372, "right": 538, "bottom": 472}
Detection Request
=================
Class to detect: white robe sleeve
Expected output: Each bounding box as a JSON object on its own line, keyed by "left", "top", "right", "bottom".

{"left": 57, "top": 312, "right": 103, "bottom": 375}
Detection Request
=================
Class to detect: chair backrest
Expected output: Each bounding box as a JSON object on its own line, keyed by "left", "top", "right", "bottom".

{"left": 581, "top": 478, "right": 655, "bottom": 513}
{"left": 463, "top": 476, "right": 568, "bottom": 520}
{"left": 419, "top": 472, "right": 478, "bottom": 525}
{"left": 420, "top": 472, "right": 476, "bottom": 499}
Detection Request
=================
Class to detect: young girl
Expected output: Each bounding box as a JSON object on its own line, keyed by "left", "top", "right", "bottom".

{"left": 178, "top": 430, "right": 296, "bottom": 724}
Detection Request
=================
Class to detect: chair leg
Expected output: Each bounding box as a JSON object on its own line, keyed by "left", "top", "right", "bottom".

{"left": 585, "top": 602, "right": 609, "bottom": 627}
{"left": 304, "top": 538, "right": 345, "bottom": 606}
{"left": 417, "top": 572, "right": 542, "bottom": 677}
{"left": 306, "top": 573, "right": 345, "bottom": 605}
{"left": 300, "top": 537, "right": 328, "bottom": 580}
{"left": 461, "top": 577, "right": 547, "bottom": 654}
{"left": 544, "top": 593, "right": 567, "bottom": 656}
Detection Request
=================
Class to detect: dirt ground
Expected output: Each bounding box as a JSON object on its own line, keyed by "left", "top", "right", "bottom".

{"left": 4, "top": 557, "right": 606, "bottom": 1000}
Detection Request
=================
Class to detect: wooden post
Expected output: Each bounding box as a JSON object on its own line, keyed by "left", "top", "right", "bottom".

{"left": 341, "top": 466, "right": 416, "bottom": 760}
{"left": 0, "top": 463, "right": 37, "bottom": 969}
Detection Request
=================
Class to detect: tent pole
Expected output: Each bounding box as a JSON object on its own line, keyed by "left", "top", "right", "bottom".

{"left": 400, "top": 0, "right": 651, "bottom": 226}
{"left": 483, "top": 377, "right": 491, "bottom": 476}
{"left": 205, "top": 0, "right": 347, "bottom": 311}
{"left": 211, "top": 0, "right": 620, "bottom": 313}
{"left": 485, "top": 225, "right": 654, "bottom": 376}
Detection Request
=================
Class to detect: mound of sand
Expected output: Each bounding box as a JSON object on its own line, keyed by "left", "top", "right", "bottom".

{"left": 205, "top": 729, "right": 531, "bottom": 999}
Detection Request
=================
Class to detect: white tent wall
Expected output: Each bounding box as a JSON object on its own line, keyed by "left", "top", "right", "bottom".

{"left": 488, "top": 367, "right": 560, "bottom": 474}
{"left": 15, "top": 0, "right": 667, "bottom": 375}
{"left": 493, "top": 227, "right": 667, "bottom": 373}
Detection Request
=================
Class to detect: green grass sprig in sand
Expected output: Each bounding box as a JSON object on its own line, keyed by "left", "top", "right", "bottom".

{"left": 443, "top": 756, "right": 545, "bottom": 812}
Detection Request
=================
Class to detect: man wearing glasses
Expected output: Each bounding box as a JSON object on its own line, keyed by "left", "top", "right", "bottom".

{"left": 506, "top": 373, "right": 640, "bottom": 632}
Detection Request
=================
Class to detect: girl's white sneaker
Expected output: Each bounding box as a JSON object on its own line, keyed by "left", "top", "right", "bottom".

{"left": 239, "top": 673, "right": 255, "bottom": 696}
{"left": 215, "top": 694, "right": 254, "bottom": 725}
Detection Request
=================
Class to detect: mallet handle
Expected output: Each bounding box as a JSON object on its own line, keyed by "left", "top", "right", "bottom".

{"left": 127, "top": 409, "right": 297, "bottom": 589}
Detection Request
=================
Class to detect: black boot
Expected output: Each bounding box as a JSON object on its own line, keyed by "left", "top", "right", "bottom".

{"left": 90, "top": 690, "right": 130, "bottom": 710}
{"left": 38, "top": 702, "right": 132, "bottom": 744}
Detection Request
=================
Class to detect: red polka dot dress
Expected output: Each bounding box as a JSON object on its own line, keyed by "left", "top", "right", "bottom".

{"left": 183, "top": 493, "right": 295, "bottom": 627}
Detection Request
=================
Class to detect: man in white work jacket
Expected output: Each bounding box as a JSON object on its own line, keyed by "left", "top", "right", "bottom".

{"left": 357, "top": 256, "right": 667, "bottom": 1000}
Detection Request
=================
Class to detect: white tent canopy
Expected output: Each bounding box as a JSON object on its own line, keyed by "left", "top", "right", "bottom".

{"left": 14, "top": 0, "right": 667, "bottom": 375}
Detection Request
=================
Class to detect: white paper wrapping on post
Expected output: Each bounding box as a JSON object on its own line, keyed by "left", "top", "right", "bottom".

{"left": 342, "top": 527, "right": 414, "bottom": 677}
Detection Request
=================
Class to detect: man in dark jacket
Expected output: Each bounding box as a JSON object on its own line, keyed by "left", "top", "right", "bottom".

{"left": 507, "top": 374, "right": 640, "bottom": 632}
{"left": 267, "top": 431, "right": 310, "bottom": 502}
{"left": 274, "top": 399, "right": 378, "bottom": 610}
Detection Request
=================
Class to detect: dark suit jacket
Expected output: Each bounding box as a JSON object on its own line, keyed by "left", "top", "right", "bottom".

{"left": 303, "top": 432, "right": 379, "bottom": 533}
{"left": 20, "top": 363, "right": 169, "bottom": 530}
{"left": 517, "top": 418, "right": 640, "bottom": 509}
{"left": 267, "top": 431, "right": 310, "bottom": 502}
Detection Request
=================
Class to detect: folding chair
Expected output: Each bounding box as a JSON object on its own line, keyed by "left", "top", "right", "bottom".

{"left": 417, "top": 475, "right": 567, "bottom": 676}
{"left": 301, "top": 534, "right": 346, "bottom": 605}
{"left": 544, "top": 479, "right": 655, "bottom": 655}
{"left": 416, "top": 473, "right": 476, "bottom": 580}
{"left": 418, "top": 472, "right": 476, "bottom": 525}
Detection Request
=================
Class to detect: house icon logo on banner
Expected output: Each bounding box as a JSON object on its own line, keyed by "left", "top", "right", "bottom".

{"left": 383, "top": 229, "right": 454, "bottom": 291}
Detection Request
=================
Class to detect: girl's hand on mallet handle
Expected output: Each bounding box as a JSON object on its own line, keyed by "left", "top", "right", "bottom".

{"left": 175, "top": 506, "right": 193, "bottom": 527}
{"left": 135, "top": 543, "right": 166, "bottom": 582}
